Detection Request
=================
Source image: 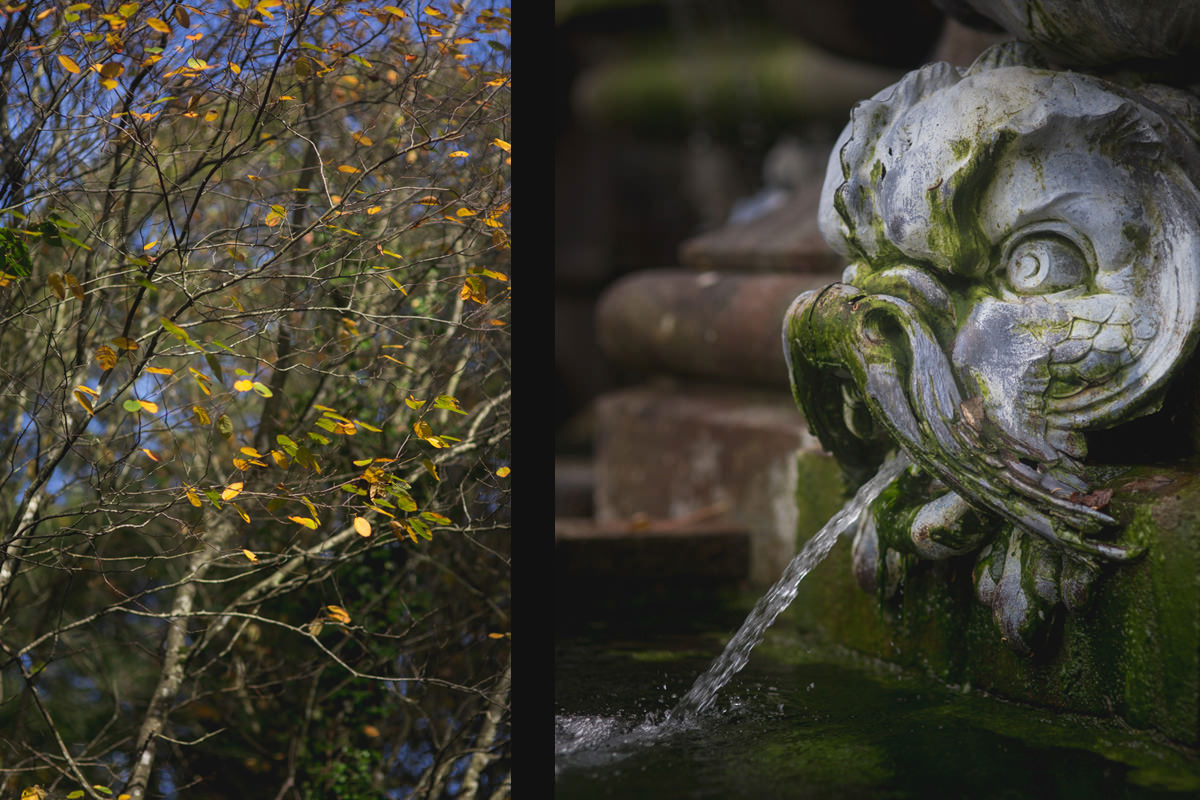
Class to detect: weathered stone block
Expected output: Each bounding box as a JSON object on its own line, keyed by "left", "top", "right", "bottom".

{"left": 594, "top": 383, "right": 841, "bottom": 585}
{"left": 790, "top": 463, "right": 1200, "bottom": 746}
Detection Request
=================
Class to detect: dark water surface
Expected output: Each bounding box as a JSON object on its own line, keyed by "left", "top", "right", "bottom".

{"left": 555, "top": 618, "right": 1200, "bottom": 799}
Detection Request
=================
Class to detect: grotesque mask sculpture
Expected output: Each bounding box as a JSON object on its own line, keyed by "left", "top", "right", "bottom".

{"left": 785, "top": 43, "right": 1200, "bottom": 653}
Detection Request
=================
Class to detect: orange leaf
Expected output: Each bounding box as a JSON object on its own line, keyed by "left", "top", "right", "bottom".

{"left": 96, "top": 346, "right": 118, "bottom": 370}
{"left": 325, "top": 605, "right": 351, "bottom": 624}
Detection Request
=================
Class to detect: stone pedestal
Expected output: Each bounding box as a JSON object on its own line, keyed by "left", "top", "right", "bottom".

{"left": 593, "top": 382, "right": 845, "bottom": 585}
{"left": 791, "top": 463, "right": 1200, "bottom": 746}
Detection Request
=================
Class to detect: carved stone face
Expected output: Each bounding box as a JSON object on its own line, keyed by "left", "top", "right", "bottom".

{"left": 784, "top": 45, "right": 1200, "bottom": 650}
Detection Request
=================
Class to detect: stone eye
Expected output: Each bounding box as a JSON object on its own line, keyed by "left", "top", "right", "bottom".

{"left": 1003, "top": 234, "right": 1089, "bottom": 294}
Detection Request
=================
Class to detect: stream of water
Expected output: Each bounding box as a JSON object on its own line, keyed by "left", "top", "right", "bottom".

{"left": 555, "top": 452, "right": 912, "bottom": 766}
{"left": 667, "top": 451, "right": 910, "bottom": 720}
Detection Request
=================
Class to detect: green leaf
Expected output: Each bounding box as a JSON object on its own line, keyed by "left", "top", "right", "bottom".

{"left": 408, "top": 516, "right": 432, "bottom": 540}
{"left": 276, "top": 434, "right": 298, "bottom": 456}
{"left": 393, "top": 489, "right": 417, "bottom": 512}
{"left": 161, "top": 317, "right": 200, "bottom": 349}
{"left": 217, "top": 414, "right": 234, "bottom": 437}
{"left": 421, "top": 511, "right": 451, "bottom": 525}
{"left": 123, "top": 399, "right": 142, "bottom": 412}
{"left": 252, "top": 381, "right": 273, "bottom": 397}
{"left": 433, "top": 395, "right": 467, "bottom": 414}
{"left": 0, "top": 229, "right": 32, "bottom": 277}
{"left": 204, "top": 352, "right": 224, "bottom": 382}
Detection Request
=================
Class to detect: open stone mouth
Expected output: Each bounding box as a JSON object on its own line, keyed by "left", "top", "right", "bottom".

{"left": 784, "top": 282, "right": 1147, "bottom": 652}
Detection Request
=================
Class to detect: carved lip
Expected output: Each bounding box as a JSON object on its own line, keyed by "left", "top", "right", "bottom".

{"left": 784, "top": 282, "right": 1139, "bottom": 561}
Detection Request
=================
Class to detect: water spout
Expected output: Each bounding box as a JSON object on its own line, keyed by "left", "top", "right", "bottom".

{"left": 668, "top": 451, "right": 911, "bottom": 720}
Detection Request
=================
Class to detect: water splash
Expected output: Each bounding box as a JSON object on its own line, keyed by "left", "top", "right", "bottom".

{"left": 667, "top": 451, "right": 911, "bottom": 720}
{"left": 554, "top": 453, "right": 910, "bottom": 771}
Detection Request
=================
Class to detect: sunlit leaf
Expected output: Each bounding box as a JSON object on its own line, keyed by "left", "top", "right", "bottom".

{"left": 290, "top": 515, "right": 319, "bottom": 529}
{"left": 112, "top": 336, "right": 138, "bottom": 350}
{"left": 96, "top": 345, "right": 120, "bottom": 369}
{"left": 496, "top": 466, "right": 511, "bottom": 477}
{"left": 141, "top": 448, "right": 159, "bottom": 462}
{"left": 146, "top": 366, "right": 173, "bottom": 375}
{"left": 433, "top": 395, "right": 466, "bottom": 414}
{"left": 422, "top": 458, "right": 440, "bottom": 481}
{"left": 73, "top": 389, "right": 94, "bottom": 414}
{"left": 353, "top": 516, "right": 372, "bottom": 537}
{"left": 186, "top": 488, "right": 202, "bottom": 507}
{"left": 64, "top": 273, "right": 85, "bottom": 299}
{"left": 138, "top": 400, "right": 158, "bottom": 413}
{"left": 405, "top": 395, "right": 423, "bottom": 410}
{"left": 492, "top": 138, "right": 511, "bottom": 153}
{"left": 234, "top": 379, "right": 254, "bottom": 392}
{"left": 58, "top": 54, "right": 82, "bottom": 74}
{"left": 242, "top": 549, "right": 258, "bottom": 563}
{"left": 192, "top": 405, "right": 211, "bottom": 425}
{"left": 325, "top": 605, "right": 351, "bottom": 624}
{"left": 460, "top": 276, "right": 487, "bottom": 304}
{"left": 146, "top": 17, "right": 171, "bottom": 34}
{"left": 217, "top": 414, "right": 234, "bottom": 437}
{"left": 251, "top": 381, "right": 273, "bottom": 397}
{"left": 421, "top": 511, "right": 451, "bottom": 525}
{"left": 448, "top": 150, "right": 469, "bottom": 158}
{"left": 221, "top": 482, "right": 243, "bottom": 501}
{"left": 337, "top": 164, "right": 361, "bottom": 174}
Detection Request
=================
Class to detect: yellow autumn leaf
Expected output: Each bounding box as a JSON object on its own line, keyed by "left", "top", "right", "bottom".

{"left": 146, "top": 366, "right": 173, "bottom": 375}
{"left": 138, "top": 400, "right": 159, "bottom": 413}
{"left": 73, "top": 389, "right": 94, "bottom": 414}
{"left": 492, "top": 138, "right": 511, "bottom": 153}
{"left": 146, "top": 17, "right": 171, "bottom": 34}
{"left": 234, "top": 378, "right": 254, "bottom": 391}
{"left": 141, "top": 448, "right": 159, "bottom": 462}
{"left": 64, "top": 273, "right": 85, "bottom": 300}
{"left": 112, "top": 336, "right": 139, "bottom": 350}
{"left": 496, "top": 466, "right": 510, "bottom": 477}
{"left": 192, "top": 405, "right": 211, "bottom": 425}
{"left": 353, "top": 516, "right": 372, "bottom": 537}
{"left": 242, "top": 549, "right": 259, "bottom": 563}
{"left": 290, "top": 516, "right": 319, "bottom": 529}
{"left": 325, "top": 605, "right": 351, "bottom": 624}
{"left": 221, "top": 481, "right": 244, "bottom": 501}
{"left": 338, "top": 164, "right": 362, "bottom": 174}
{"left": 96, "top": 345, "right": 118, "bottom": 370}
{"left": 186, "top": 488, "right": 202, "bottom": 507}
{"left": 413, "top": 419, "right": 435, "bottom": 440}
{"left": 58, "top": 54, "right": 81, "bottom": 74}
{"left": 351, "top": 131, "right": 374, "bottom": 146}
{"left": 448, "top": 150, "right": 469, "bottom": 158}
